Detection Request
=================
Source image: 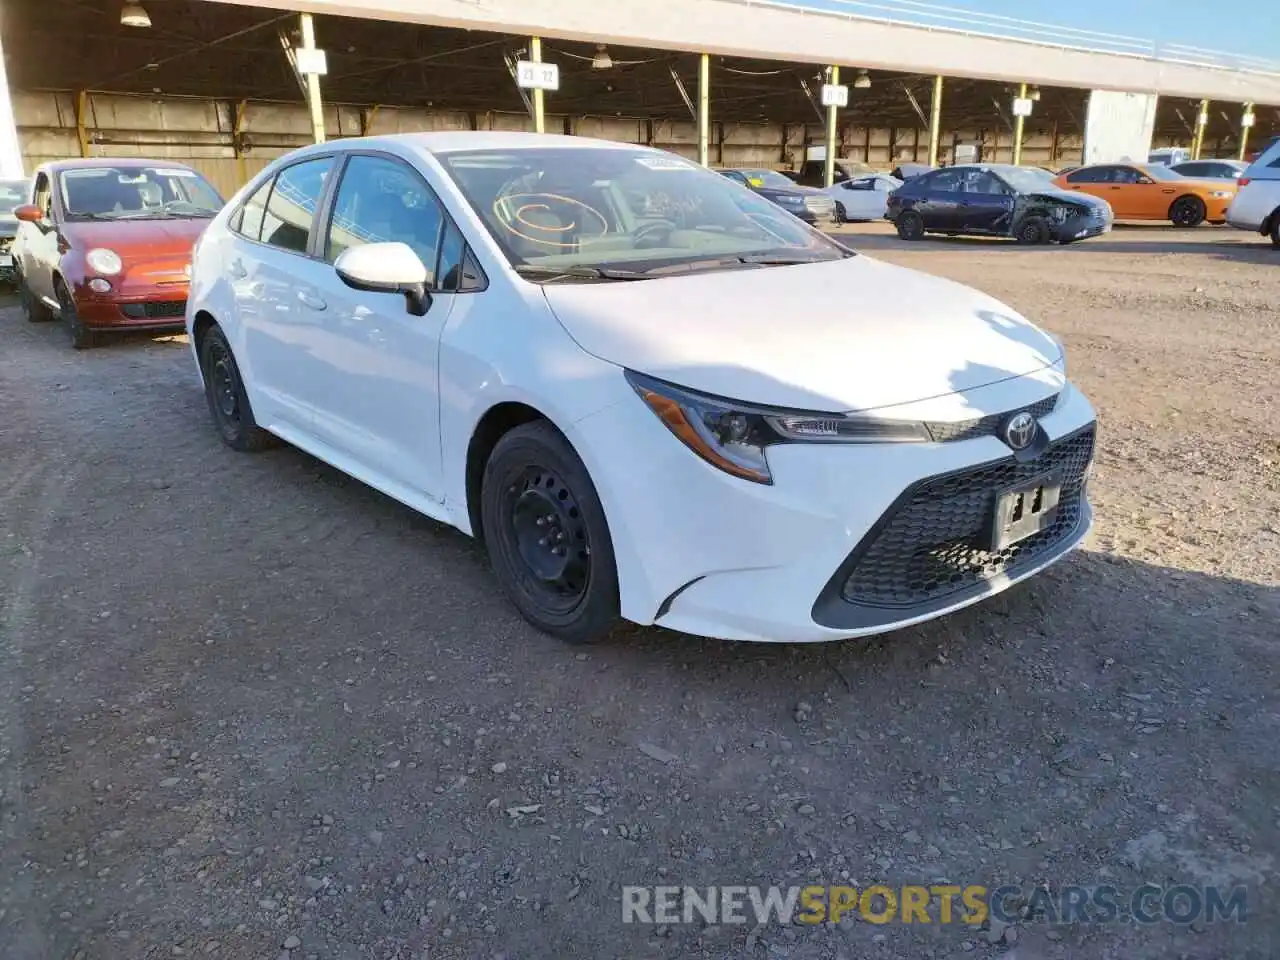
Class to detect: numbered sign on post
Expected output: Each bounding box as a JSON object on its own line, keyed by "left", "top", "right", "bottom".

{"left": 820, "top": 84, "right": 849, "bottom": 108}
{"left": 516, "top": 61, "right": 560, "bottom": 91}
{"left": 1012, "top": 97, "right": 1033, "bottom": 118}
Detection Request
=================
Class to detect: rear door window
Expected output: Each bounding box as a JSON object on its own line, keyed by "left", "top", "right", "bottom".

{"left": 260, "top": 157, "right": 334, "bottom": 254}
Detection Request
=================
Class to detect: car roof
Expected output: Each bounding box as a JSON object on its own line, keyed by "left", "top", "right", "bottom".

{"left": 39, "top": 157, "right": 200, "bottom": 173}
{"left": 358, "top": 131, "right": 654, "bottom": 156}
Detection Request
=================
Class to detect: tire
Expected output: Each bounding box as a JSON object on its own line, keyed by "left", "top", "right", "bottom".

{"left": 834, "top": 202, "right": 846, "bottom": 224}
{"left": 896, "top": 210, "right": 925, "bottom": 241}
{"left": 199, "top": 325, "right": 277, "bottom": 452}
{"left": 480, "top": 421, "right": 619, "bottom": 644}
{"left": 1169, "top": 195, "right": 1206, "bottom": 228}
{"left": 55, "top": 280, "right": 96, "bottom": 350}
{"left": 1016, "top": 216, "right": 1052, "bottom": 245}
{"left": 20, "top": 273, "right": 55, "bottom": 323}
{"left": 1270, "top": 211, "right": 1280, "bottom": 249}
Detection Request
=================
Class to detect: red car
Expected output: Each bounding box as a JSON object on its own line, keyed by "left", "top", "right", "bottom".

{"left": 13, "top": 158, "right": 223, "bottom": 348}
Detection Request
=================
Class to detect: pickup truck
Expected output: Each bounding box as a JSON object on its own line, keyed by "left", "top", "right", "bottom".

{"left": 792, "top": 158, "right": 878, "bottom": 187}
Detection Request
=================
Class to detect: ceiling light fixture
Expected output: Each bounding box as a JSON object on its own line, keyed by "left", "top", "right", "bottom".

{"left": 591, "top": 44, "right": 614, "bottom": 69}
{"left": 853, "top": 69, "right": 871, "bottom": 89}
{"left": 121, "top": 2, "right": 151, "bottom": 27}
{"left": 1029, "top": 86, "right": 1042, "bottom": 101}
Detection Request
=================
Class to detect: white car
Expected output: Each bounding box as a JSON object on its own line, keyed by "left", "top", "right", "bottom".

{"left": 1226, "top": 135, "right": 1280, "bottom": 247}
{"left": 187, "top": 133, "right": 1097, "bottom": 644}
{"left": 822, "top": 174, "right": 902, "bottom": 222}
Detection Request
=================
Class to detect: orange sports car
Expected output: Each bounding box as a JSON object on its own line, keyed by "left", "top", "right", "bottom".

{"left": 1052, "top": 162, "right": 1237, "bottom": 227}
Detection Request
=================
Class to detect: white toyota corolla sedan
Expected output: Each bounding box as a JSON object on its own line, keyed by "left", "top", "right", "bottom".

{"left": 186, "top": 132, "right": 1096, "bottom": 644}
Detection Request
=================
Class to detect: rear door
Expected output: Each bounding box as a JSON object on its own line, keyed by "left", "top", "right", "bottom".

{"left": 912, "top": 169, "right": 964, "bottom": 230}
{"left": 228, "top": 154, "right": 336, "bottom": 433}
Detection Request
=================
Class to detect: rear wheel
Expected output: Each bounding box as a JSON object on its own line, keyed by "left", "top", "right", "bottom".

{"left": 480, "top": 421, "right": 619, "bottom": 644}
{"left": 199, "top": 325, "right": 277, "bottom": 452}
{"left": 55, "top": 280, "right": 96, "bottom": 350}
{"left": 896, "top": 210, "right": 925, "bottom": 241}
{"left": 1016, "top": 216, "right": 1052, "bottom": 245}
{"left": 1270, "top": 210, "right": 1280, "bottom": 249}
{"left": 834, "top": 201, "right": 846, "bottom": 224}
{"left": 1169, "top": 195, "right": 1206, "bottom": 228}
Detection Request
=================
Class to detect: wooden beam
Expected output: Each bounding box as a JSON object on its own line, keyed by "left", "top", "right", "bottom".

{"left": 232, "top": 99, "right": 248, "bottom": 186}
{"left": 75, "top": 90, "right": 91, "bottom": 157}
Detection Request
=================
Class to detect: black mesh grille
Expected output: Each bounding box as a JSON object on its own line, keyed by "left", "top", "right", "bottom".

{"left": 120, "top": 300, "right": 187, "bottom": 319}
{"left": 926, "top": 393, "right": 1060, "bottom": 443}
{"left": 841, "top": 425, "right": 1094, "bottom": 608}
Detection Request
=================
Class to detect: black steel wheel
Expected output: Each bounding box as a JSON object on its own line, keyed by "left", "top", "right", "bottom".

{"left": 834, "top": 201, "right": 847, "bottom": 224}
{"left": 55, "top": 281, "right": 95, "bottom": 349}
{"left": 1169, "top": 195, "right": 1206, "bottom": 228}
{"left": 1016, "top": 216, "right": 1051, "bottom": 245}
{"left": 199, "top": 325, "right": 277, "bottom": 452}
{"left": 1270, "top": 210, "right": 1280, "bottom": 249}
{"left": 480, "top": 421, "right": 619, "bottom": 644}
{"left": 896, "top": 210, "right": 925, "bottom": 241}
{"left": 20, "top": 273, "right": 55, "bottom": 323}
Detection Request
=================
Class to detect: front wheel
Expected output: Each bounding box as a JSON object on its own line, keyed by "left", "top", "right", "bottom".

{"left": 834, "top": 202, "right": 846, "bottom": 224}
{"left": 55, "top": 281, "right": 96, "bottom": 349}
{"left": 1270, "top": 211, "right": 1280, "bottom": 249}
{"left": 1169, "top": 196, "right": 1206, "bottom": 228}
{"left": 896, "top": 210, "right": 925, "bottom": 241}
{"left": 1016, "top": 216, "right": 1052, "bottom": 245}
{"left": 480, "top": 421, "right": 619, "bottom": 644}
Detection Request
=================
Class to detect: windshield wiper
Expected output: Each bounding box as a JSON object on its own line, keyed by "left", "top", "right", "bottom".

{"left": 736, "top": 253, "right": 846, "bottom": 265}
{"left": 515, "top": 264, "right": 649, "bottom": 283}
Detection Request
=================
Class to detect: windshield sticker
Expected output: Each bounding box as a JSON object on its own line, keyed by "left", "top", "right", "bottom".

{"left": 635, "top": 157, "right": 696, "bottom": 172}
{"left": 747, "top": 177, "right": 765, "bottom": 187}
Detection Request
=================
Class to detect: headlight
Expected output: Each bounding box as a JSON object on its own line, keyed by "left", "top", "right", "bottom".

{"left": 626, "top": 371, "right": 930, "bottom": 485}
{"left": 1209, "top": 190, "right": 1232, "bottom": 199}
{"left": 86, "top": 248, "right": 123, "bottom": 276}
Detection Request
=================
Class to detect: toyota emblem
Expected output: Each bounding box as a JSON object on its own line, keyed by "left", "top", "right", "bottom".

{"left": 1003, "top": 411, "right": 1037, "bottom": 451}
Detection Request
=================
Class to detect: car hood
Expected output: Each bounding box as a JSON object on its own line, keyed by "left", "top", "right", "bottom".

{"left": 541, "top": 256, "right": 1062, "bottom": 413}
{"left": 757, "top": 184, "right": 827, "bottom": 200}
{"left": 60, "top": 217, "right": 210, "bottom": 257}
{"left": 1028, "top": 188, "right": 1109, "bottom": 210}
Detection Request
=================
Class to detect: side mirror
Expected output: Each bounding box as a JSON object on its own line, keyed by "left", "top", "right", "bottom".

{"left": 13, "top": 203, "right": 43, "bottom": 223}
{"left": 334, "top": 241, "right": 432, "bottom": 317}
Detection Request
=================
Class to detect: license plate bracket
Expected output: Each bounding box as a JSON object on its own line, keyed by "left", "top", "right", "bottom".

{"left": 988, "top": 471, "right": 1062, "bottom": 552}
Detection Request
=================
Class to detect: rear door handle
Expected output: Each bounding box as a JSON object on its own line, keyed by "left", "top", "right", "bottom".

{"left": 228, "top": 259, "right": 247, "bottom": 280}
{"left": 297, "top": 290, "right": 327, "bottom": 311}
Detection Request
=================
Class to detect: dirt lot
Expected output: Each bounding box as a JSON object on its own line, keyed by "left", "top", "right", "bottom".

{"left": 1, "top": 223, "right": 1278, "bottom": 960}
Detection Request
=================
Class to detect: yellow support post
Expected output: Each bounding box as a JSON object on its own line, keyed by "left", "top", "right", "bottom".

{"left": 823, "top": 65, "right": 840, "bottom": 188}
{"left": 697, "top": 53, "right": 710, "bottom": 167}
{"left": 232, "top": 100, "right": 248, "bottom": 187}
{"left": 927, "top": 75, "right": 943, "bottom": 167}
{"left": 361, "top": 104, "right": 380, "bottom": 137}
{"left": 1239, "top": 103, "right": 1254, "bottom": 161}
{"left": 299, "top": 14, "right": 326, "bottom": 144}
{"left": 529, "top": 37, "right": 546, "bottom": 134}
{"left": 1012, "top": 82, "right": 1027, "bottom": 166}
{"left": 75, "top": 90, "right": 91, "bottom": 157}
{"left": 1192, "top": 99, "right": 1210, "bottom": 160}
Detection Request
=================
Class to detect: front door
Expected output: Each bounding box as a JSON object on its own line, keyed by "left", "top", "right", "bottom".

{"left": 958, "top": 169, "right": 1016, "bottom": 232}
{"left": 17, "top": 172, "right": 59, "bottom": 304}
{"left": 303, "top": 153, "right": 453, "bottom": 502}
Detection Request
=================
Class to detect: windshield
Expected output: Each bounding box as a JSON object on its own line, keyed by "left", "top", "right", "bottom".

{"left": 995, "top": 167, "right": 1056, "bottom": 192}
{"left": 439, "top": 148, "right": 847, "bottom": 277}
{"left": 0, "top": 180, "right": 27, "bottom": 214}
{"left": 738, "top": 169, "right": 799, "bottom": 189}
{"left": 59, "top": 166, "right": 224, "bottom": 220}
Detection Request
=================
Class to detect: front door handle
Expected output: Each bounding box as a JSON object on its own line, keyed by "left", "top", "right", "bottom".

{"left": 297, "top": 290, "right": 327, "bottom": 311}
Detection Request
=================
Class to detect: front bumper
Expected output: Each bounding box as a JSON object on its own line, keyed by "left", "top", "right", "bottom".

{"left": 575, "top": 375, "right": 1095, "bottom": 643}
{"left": 1051, "top": 210, "right": 1111, "bottom": 242}
{"left": 72, "top": 285, "right": 189, "bottom": 331}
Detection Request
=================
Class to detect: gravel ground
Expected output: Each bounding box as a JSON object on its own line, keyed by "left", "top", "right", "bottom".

{"left": 1, "top": 223, "right": 1277, "bottom": 960}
